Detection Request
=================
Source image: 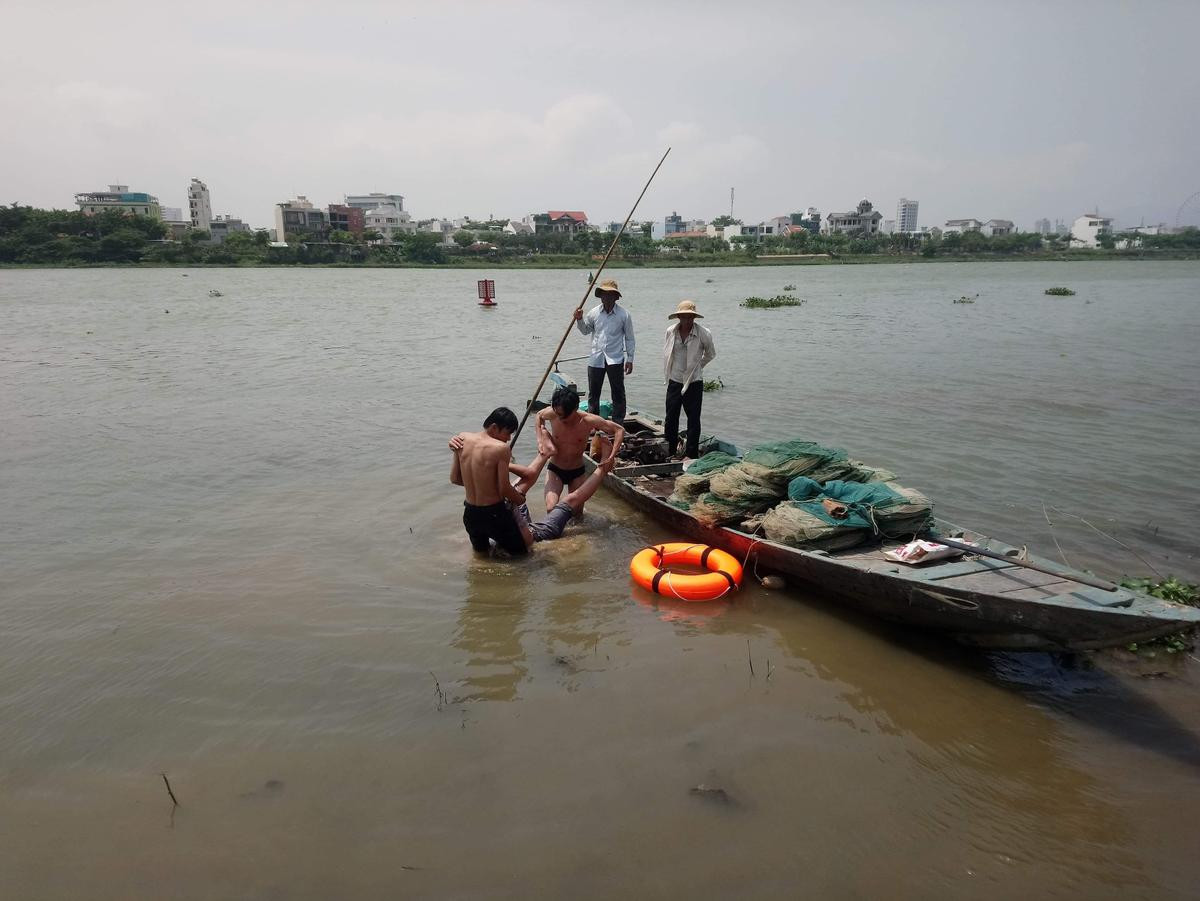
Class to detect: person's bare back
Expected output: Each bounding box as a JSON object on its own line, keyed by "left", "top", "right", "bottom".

{"left": 452, "top": 431, "right": 524, "bottom": 507}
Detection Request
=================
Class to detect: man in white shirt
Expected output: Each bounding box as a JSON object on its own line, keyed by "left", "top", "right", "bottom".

{"left": 662, "top": 300, "right": 716, "bottom": 460}
{"left": 573, "top": 278, "right": 635, "bottom": 425}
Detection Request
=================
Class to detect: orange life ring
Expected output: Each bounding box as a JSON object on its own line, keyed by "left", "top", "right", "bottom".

{"left": 630, "top": 542, "right": 743, "bottom": 601}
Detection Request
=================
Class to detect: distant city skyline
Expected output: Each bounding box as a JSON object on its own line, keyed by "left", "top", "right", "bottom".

{"left": 4, "top": 3, "right": 1198, "bottom": 232}
{"left": 61, "top": 175, "right": 1173, "bottom": 237}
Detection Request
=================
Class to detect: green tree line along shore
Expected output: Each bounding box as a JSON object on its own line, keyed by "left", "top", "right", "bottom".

{"left": 3, "top": 204, "right": 1199, "bottom": 267}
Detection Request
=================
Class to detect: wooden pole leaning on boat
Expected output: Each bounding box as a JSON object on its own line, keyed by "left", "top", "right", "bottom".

{"left": 509, "top": 147, "right": 671, "bottom": 447}
{"left": 931, "top": 535, "right": 1119, "bottom": 592}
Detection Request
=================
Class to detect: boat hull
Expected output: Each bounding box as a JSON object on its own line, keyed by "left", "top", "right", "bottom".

{"left": 587, "top": 418, "right": 1199, "bottom": 652}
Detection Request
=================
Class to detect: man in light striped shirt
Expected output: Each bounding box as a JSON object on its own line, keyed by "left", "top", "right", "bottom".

{"left": 573, "top": 278, "right": 635, "bottom": 424}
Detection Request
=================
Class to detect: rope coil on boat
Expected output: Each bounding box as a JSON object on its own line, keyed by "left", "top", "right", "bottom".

{"left": 630, "top": 542, "right": 744, "bottom": 601}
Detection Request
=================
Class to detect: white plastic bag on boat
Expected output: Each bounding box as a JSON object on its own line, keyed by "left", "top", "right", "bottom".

{"left": 884, "top": 539, "right": 972, "bottom": 565}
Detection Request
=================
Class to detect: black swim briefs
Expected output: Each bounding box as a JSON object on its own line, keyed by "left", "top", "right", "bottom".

{"left": 462, "top": 501, "right": 528, "bottom": 555}
{"left": 547, "top": 461, "right": 587, "bottom": 484}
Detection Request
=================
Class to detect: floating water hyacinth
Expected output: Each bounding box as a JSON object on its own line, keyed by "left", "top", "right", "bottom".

{"left": 740, "top": 294, "right": 805, "bottom": 309}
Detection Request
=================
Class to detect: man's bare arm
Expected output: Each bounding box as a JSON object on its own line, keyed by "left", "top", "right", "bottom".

{"left": 534, "top": 409, "right": 557, "bottom": 455}
{"left": 498, "top": 454, "right": 525, "bottom": 505}
{"left": 448, "top": 433, "right": 466, "bottom": 485}
{"left": 582, "top": 413, "right": 625, "bottom": 463}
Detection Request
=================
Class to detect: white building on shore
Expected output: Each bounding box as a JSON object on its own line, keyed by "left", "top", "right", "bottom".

{"left": 364, "top": 205, "right": 416, "bottom": 242}
{"left": 942, "top": 218, "right": 983, "bottom": 234}
{"left": 981, "top": 219, "right": 1015, "bottom": 237}
{"left": 1071, "top": 213, "right": 1114, "bottom": 248}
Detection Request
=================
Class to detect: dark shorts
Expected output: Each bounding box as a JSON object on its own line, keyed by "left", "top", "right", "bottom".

{"left": 463, "top": 501, "right": 528, "bottom": 556}
{"left": 515, "top": 501, "right": 575, "bottom": 542}
{"left": 547, "top": 461, "right": 587, "bottom": 484}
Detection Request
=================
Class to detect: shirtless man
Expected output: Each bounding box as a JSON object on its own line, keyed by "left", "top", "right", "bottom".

{"left": 450, "top": 406, "right": 613, "bottom": 555}
{"left": 450, "top": 406, "right": 531, "bottom": 556}
{"left": 534, "top": 385, "right": 624, "bottom": 515}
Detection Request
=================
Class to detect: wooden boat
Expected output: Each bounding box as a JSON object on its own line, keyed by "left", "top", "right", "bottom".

{"left": 583, "top": 411, "right": 1200, "bottom": 652}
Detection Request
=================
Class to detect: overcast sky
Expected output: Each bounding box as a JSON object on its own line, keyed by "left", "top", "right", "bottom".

{"left": 3, "top": 1, "right": 1198, "bottom": 231}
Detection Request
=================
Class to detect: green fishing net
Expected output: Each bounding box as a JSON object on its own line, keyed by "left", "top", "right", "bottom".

{"left": 761, "top": 502, "right": 869, "bottom": 551}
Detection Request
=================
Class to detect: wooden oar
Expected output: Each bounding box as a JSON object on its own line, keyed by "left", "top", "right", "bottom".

{"left": 510, "top": 147, "right": 671, "bottom": 446}
{"left": 930, "top": 535, "right": 1119, "bottom": 592}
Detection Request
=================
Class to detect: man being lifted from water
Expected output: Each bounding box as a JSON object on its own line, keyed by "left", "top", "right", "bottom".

{"left": 534, "top": 386, "right": 624, "bottom": 515}
{"left": 450, "top": 406, "right": 614, "bottom": 555}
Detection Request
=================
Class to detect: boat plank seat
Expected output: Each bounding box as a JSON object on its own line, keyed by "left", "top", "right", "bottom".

{"left": 992, "top": 581, "right": 1076, "bottom": 601}
{"left": 934, "top": 566, "right": 1072, "bottom": 594}
{"left": 1065, "top": 586, "right": 1134, "bottom": 609}
{"left": 922, "top": 558, "right": 1019, "bottom": 580}
{"left": 830, "top": 545, "right": 898, "bottom": 563}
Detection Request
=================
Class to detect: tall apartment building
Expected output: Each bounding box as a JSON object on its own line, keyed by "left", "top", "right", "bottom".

{"left": 896, "top": 198, "right": 919, "bottom": 233}
{"left": 1034, "top": 218, "right": 1052, "bottom": 234}
{"left": 188, "top": 178, "right": 212, "bottom": 231}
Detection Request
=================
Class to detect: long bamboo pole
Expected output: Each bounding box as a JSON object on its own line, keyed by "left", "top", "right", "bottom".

{"left": 510, "top": 147, "right": 671, "bottom": 446}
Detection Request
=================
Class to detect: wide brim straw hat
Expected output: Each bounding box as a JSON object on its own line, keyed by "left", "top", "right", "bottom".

{"left": 594, "top": 278, "right": 621, "bottom": 298}
{"left": 668, "top": 299, "right": 703, "bottom": 319}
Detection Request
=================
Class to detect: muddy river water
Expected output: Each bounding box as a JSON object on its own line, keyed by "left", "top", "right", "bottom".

{"left": 2, "top": 262, "right": 1198, "bottom": 898}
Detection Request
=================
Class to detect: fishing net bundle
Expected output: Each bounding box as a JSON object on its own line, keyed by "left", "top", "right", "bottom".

{"left": 688, "top": 492, "right": 751, "bottom": 528}
{"left": 709, "top": 461, "right": 788, "bottom": 503}
{"left": 842, "top": 459, "right": 898, "bottom": 484}
{"left": 760, "top": 502, "right": 870, "bottom": 551}
{"left": 803, "top": 456, "right": 899, "bottom": 484}
{"left": 686, "top": 451, "right": 741, "bottom": 476}
{"left": 865, "top": 484, "right": 932, "bottom": 537}
{"left": 690, "top": 441, "right": 849, "bottom": 525}
{"left": 671, "top": 451, "right": 739, "bottom": 501}
{"left": 678, "top": 461, "right": 789, "bottom": 526}
{"left": 741, "top": 440, "right": 844, "bottom": 481}
{"left": 670, "top": 439, "right": 922, "bottom": 539}
{"left": 787, "top": 478, "right": 933, "bottom": 538}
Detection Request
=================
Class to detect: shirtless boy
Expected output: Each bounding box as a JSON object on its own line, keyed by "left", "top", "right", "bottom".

{"left": 450, "top": 406, "right": 614, "bottom": 555}
{"left": 535, "top": 386, "right": 624, "bottom": 514}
